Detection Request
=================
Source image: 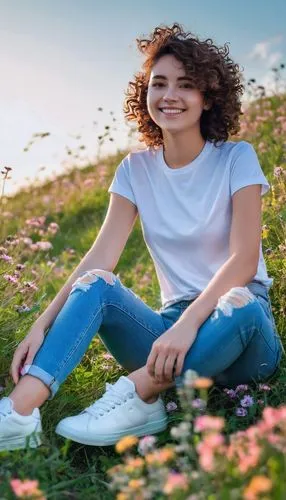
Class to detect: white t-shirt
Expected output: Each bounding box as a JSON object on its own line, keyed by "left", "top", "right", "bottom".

{"left": 108, "top": 140, "right": 273, "bottom": 307}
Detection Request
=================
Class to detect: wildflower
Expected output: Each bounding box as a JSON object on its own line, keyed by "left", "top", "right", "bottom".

{"left": 35, "top": 241, "right": 53, "bottom": 251}
{"left": 258, "top": 383, "right": 271, "bottom": 391}
{"left": 273, "top": 166, "right": 284, "bottom": 177}
{"left": 240, "top": 395, "right": 254, "bottom": 407}
{"left": 125, "top": 457, "right": 145, "bottom": 474}
{"left": 243, "top": 475, "right": 272, "bottom": 500}
{"left": 14, "top": 304, "right": 31, "bottom": 313}
{"left": 10, "top": 478, "right": 46, "bottom": 499}
{"left": 128, "top": 478, "right": 145, "bottom": 490}
{"left": 138, "top": 435, "right": 157, "bottom": 456}
{"left": 257, "top": 399, "right": 264, "bottom": 406}
{"left": 22, "top": 237, "right": 33, "bottom": 245}
{"left": 235, "top": 384, "right": 249, "bottom": 393}
{"left": 47, "top": 222, "right": 59, "bottom": 234}
{"left": 4, "top": 274, "right": 18, "bottom": 283}
{"left": 194, "top": 415, "right": 225, "bottom": 433}
{"left": 223, "top": 388, "right": 237, "bottom": 399}
{"left": 23, "top": 281, "right": 38, "bottom": 291}
{"left": 191, "top": 398, "right": 207, "bottom": 410}
{"left": 115, "top": 435, "right": 139, "bottom": 454}
{"left": 166, "top": 401, "right": 178, "bottom": 412}
{"left": 171, "top": 421, "right": 191, "bottom": 439}
{"left": 235, "top": 407, "right": 248, "bottom": 417}
{"left": 163, "top": 472, "right": 189, "bottom": 495}
{"left": 16, "top": 263, "right": 26, "bottom": 270}
{"left": 192, "top": 377, "right": 213, "bottom": 389}
{"left": 116, "top": 494, "right": 129, "bottom": 500}
{"left": 0, "top": 253, "right": 13, "bottom": 262}
{"left": 145, "top": 447, "right": 175, "bottom": 465}
{"left": 102, "top": 352, "right": 114, "bottom": 360}
{"left": 261, "top": 225, "right": 269, "bottom": 239}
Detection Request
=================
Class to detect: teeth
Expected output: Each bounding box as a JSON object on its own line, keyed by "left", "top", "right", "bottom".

{"left": 161, "top": 109, "right": 184, "bottom": 114}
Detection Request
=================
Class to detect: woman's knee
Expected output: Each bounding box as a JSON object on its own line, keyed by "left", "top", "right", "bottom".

{"left": 70, "top": 269, "right": 118, "bottom": 293}
{"left": 211, "top": 286, "right": 257, "bottom": 320}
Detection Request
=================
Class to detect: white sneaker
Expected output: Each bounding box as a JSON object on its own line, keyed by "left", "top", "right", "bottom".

{"left": 55, "top": 376, "right": 168, "bottom": 446}
{"left": 0, "top": 397, "right": 42, "bottom": 451}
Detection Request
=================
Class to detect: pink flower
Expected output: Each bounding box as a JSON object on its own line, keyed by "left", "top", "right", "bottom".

{"left": 163, "top": 472, "right": 188, "bottom": 494}
{"left": 36, "top": 241, "right": 53, "bottom": 251}
{"left": 258, "top": 383, "right": 271, "bottom": 391}
{"left": 10, "top": 478, "right": 46, "bottom": 499}
{"left": 4, "top": 274, "right": 18, "bottom": 283}
{"left": 0, "top": 253, "right": 13, "bottom": 262}
{"left": 138, "top": 435, "right": 157, "bottom": 456}
{"left": 194, "top": 415, "right": 225, "bottom": 433}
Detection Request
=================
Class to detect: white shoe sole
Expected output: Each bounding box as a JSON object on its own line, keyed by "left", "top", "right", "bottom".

{"left": 55, "top": 416, "right": 168, "bottom": 446}
{"left": 0, "top": 432, "right": 42, "bottom": 451}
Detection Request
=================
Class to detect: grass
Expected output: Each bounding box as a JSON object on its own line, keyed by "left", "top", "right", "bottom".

{"left": 0, "top": 86, "right": 286, "bottom": 499}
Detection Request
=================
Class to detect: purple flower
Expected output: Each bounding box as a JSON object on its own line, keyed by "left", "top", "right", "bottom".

{"left": 240, "top": 395, "right": 254, "bottom": 407}
{"left": 235, "top": 407, "right": 248, "bottom": 417}
{"left": 0, "top": 254, "right": 13, "bottom": 262}
{"left": 235, "top": 384, "right": 249, "bottom": 393}
{"left": 223, "top": 388, "right": 237, "bottom": 399}
{"left": 191, "top": 398, "right": 207, "bottom": 410}
{"left": 166, "top": 401, "right": 178, "bottom": 412}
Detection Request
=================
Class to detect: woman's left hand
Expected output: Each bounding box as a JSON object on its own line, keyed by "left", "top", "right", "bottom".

{"left": 146, "top": 322, "right": 198, "bottom": 384}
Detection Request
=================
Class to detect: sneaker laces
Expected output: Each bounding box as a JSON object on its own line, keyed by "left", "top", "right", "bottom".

{"left": 84, "top": 383, "right": 134, "bottom": 418}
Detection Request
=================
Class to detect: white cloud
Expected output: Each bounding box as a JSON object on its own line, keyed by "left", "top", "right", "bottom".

{"left": 247, "top": 34, "right": 284, "bottom": 68}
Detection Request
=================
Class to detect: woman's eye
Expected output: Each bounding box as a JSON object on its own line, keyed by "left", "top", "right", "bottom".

{"left": 152, "top": 83, "right": 193, "bottom": 88}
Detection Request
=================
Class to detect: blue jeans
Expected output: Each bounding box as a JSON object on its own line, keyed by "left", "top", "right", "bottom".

{"left": 25, "top": 270, "right": 285, "bottom": 399}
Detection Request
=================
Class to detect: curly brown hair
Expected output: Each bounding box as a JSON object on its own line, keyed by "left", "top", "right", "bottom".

{"left": 123, "top": 22, "right": 245, "bottom": 149}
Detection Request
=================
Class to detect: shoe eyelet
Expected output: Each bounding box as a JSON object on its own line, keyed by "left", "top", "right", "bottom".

{"left": 111, "top": 405, "right": 116, "bottom": 409}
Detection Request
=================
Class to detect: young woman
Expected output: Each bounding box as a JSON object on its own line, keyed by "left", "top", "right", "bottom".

{"left": 0, "top": 23, "right": 284, "bottom": 451}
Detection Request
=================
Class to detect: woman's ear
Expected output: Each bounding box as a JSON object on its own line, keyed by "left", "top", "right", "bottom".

{"left": 203, "top": 101, "right": 212, "bottom": 111}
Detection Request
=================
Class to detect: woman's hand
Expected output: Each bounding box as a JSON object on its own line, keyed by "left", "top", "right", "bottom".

{"left": 10, "top": 324, "right": 46, "bottom": 385}
{"left": 146, "top": 322, "right": 198, "bottom": 384}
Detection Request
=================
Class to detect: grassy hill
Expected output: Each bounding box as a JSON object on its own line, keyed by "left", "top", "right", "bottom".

{"left": 0, "top": 91, "right": 285, "bottom": 499}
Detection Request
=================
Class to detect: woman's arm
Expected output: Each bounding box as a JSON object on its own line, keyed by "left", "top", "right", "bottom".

{"left": 176, "top": 184, "right": 262, "bottom": 330}
{"left": 34, "top": 193, "right": 138, "bottom": 330}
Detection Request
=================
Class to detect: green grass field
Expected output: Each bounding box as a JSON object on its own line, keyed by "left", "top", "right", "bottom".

{"left": 0, "top": 90, "right": 285, "bottom": 499}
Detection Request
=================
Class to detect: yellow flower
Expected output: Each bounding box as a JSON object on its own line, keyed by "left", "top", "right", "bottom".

{"left": 107, "top": 464, "right": 124, "bottom": 476}
{"left": 243, "top": 475, "right": 272, "bottom": 499}
{"left": 115, "top": 435, "right": 139, "bottom": 454}
{"left": 192, "top": 377, "right": 214, "bottom": 389}
{"left": 261, "top": 226, "right": 269, "bottom": 239}
{"left": 116, "top": 494, "right": 129, "bottom": 500}
{"left": 128, "top": 478, "right": 145, "bottom": 490}
{"left": 125, "top": 457, "right": 145, "bottom": 473}
{"left": 145, "top": 447, "right": 175, "bottom": 465}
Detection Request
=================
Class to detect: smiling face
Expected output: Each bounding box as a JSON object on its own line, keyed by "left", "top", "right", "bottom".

{"left": 146, "top": 54, "right": 209, "bottom": 138}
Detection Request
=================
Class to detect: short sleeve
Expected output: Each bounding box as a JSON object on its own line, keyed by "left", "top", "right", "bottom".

{"left": 230, "top": 142, "right": 270, "bottom": 197}
{"left": 108, "top": 156, "right": 136, "bottom": 206}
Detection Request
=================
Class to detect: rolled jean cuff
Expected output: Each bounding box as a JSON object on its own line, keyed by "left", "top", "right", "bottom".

{"left": 22, "top": 364, "right": 59, "bottom": 400}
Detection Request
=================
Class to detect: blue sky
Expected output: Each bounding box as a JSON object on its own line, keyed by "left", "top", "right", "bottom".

{"left": 1, "top": 0, "right": 285, "bottom": 195}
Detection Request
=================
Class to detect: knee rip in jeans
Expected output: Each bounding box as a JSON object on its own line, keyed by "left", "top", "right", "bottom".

{"left": 71, "top": 269, "right": 117, "bottom": 293}
{"left": 212, "top": 286, "right": 256, "bottom": 320}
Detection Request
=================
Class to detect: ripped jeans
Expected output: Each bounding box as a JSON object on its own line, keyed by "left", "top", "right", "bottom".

{"left": 24, "top": 269, "right": 285, "bottom": 399}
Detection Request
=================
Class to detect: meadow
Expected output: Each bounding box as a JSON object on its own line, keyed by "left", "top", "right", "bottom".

{"left": 0, "top": 74, "right": 285, "bottom": 499}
